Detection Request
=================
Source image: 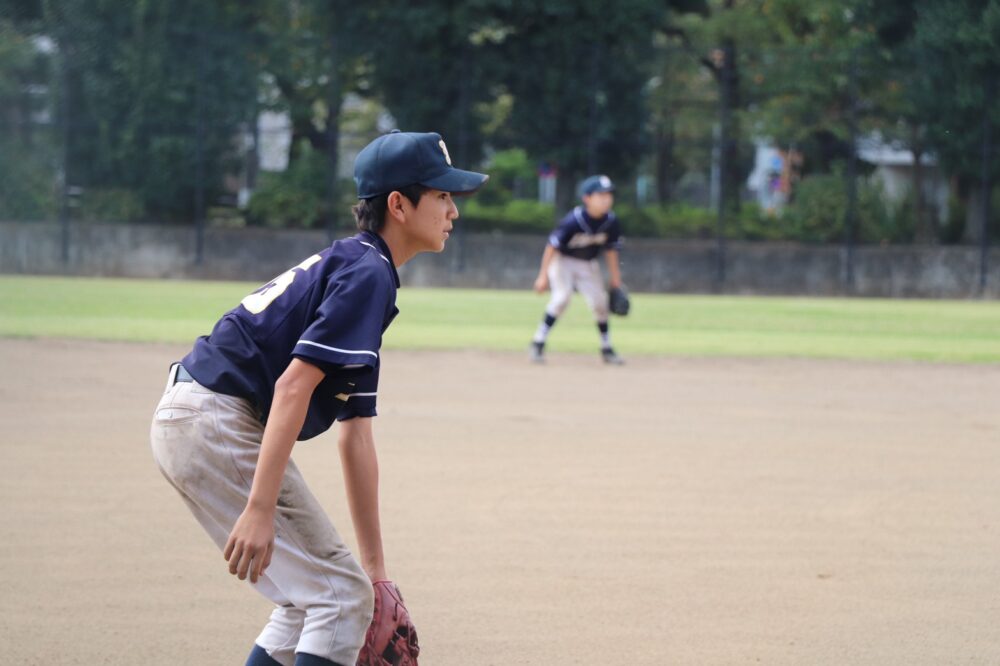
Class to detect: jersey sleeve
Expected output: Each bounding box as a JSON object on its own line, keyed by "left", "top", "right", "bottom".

{"left": 547, "top": 212, "right": 576, "bottom": 250}
{"left": 293, "top": 260, "right": 391, "bottom": 370}
{"left": 336, "top": 362, "right": 380, "bottom": 420}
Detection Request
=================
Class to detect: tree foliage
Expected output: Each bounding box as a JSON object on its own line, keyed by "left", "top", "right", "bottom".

{"left": 0, "top": 0, "right": 997, "bottom": 243}
{"left": 493, "top": 0, "right": 666, "bottom": 210}
{"left": 368, "top": 1, "right": 508, "bottom": 168}
{"left": 35, "top": 0, "right": 259, "bottom": 221}
{"left": 909, "top": 0, "right": 1000, "bottom": 183}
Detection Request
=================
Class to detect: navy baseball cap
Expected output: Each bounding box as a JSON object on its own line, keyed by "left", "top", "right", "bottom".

{"left": 354, "top": 130, "right": 489, "bottom": 199}
{"left": 580, "top": 174, "right": 615, "bottom": 196}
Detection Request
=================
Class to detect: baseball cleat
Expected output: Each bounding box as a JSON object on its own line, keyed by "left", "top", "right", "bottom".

{"left": 601, "top": 347, "right": 624, "bottom": 365}
{"left": 530, "top": 341, "right": 546, "bottom": 364}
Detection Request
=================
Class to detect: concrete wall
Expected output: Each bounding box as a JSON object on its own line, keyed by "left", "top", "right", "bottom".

{"left": 2, "top": 221, "right": 998, "bottom": 298}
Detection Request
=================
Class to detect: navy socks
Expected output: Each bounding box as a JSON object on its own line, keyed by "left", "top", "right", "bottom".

{"left": 245, "top": 645, "right": 344, "bottom": 666}
{"left": 246, "top": 645, "right": 282, "bottom": 666}
{"left": 295, "top": 653, "right": 343, "bottom": 666}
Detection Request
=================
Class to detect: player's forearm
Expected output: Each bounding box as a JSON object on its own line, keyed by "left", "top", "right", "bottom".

{"left": 605, "top": 249, "right": 622, "bottom": 288}
{"left": 245, "top": 384, "right": 310, "bottom": 514}
{"left": 339, "top": 426, "right": 386, "bottom": 580}
{"left": 537, "top": 244, "right": 556, "bottom": 276}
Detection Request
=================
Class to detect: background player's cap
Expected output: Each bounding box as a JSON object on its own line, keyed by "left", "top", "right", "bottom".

{"left": 580, "top": 174, "right": 615, "bottom": 196}
{"left": 354, "top": 130, "right": 489, "bottom": 199}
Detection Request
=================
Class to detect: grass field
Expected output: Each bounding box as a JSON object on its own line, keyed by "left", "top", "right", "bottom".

{"left": 1, "top": 274, "right": 998, "bottom": 362}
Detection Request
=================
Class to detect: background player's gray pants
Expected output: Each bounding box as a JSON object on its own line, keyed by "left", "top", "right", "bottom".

{"left": 150, "top": 377, "right": 374, "bottom": 666}
{"left": 546, "top": 254, "right": 610, "bottom": 321}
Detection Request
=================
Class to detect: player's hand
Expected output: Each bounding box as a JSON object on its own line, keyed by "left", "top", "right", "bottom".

{"left": 533, "top": 274, "right": 549, "bottom": 293}
{"left": 224, "top": 506, "right": 275, "bottom": 584}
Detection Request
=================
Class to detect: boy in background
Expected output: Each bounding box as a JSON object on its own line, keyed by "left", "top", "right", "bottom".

{"left": 531, "top": 174, "right": 624, "bottom": 365}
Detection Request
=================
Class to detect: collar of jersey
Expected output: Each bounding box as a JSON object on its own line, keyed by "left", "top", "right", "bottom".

{"left": 357, "top": 231, "right": 401, "bottom": 287}
{"left": 573, "top": 206, "right": 613, "bottom": 233}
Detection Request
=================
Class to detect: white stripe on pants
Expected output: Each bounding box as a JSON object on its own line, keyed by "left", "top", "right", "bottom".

{"left": 150, "top": 378, "right": 373, "bottom": 666}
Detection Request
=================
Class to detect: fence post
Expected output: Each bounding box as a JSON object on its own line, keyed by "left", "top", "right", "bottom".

{"left": 58, "top": 42, "right": 72, "bottom": 266}
{"left": 587, "top": 41, "right": 601, "bottom": 176}
{"left": 714, "top": 44, "right": 733, "bottom": 292}
{"left": 193, "top": 27, "right": 207, "bottom": 266}
{"left": 842, "top": 48, "right": 858, "bottom": 293}
{"left": 451, "top": 44, "right": 472, "bottom": 275}
{"left": 979, "top": 76, "right": 995, "bottom": 296}
{"left": 326, "top": 33, "right": 341, "bottom": 244}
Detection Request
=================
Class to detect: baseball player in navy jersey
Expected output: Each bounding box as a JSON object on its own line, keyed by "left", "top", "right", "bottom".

{"left": 150, "top": 131, "right": 487, "bottom": 666}
{"left": 531, "top": 174, "right": 625, "bottom": 365}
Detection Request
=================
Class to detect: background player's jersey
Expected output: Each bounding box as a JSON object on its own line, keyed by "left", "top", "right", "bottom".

{"left": 182, "top": 231, "right": 399, "bottom": 440}
{"left": 548, "top": 206, "right": 622, "bottom": 261}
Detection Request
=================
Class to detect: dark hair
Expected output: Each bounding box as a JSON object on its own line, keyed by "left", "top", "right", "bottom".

{"left": 352, "top": 184, "right": 429, "bottom": 233}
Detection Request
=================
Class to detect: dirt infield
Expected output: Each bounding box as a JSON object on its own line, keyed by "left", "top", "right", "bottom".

{"left": 2, "top": 338, "right": 999, "bottom": 665}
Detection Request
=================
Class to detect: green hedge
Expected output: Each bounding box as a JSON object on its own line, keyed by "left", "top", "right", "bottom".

{"left": 237, "top": 163, "right": 960, "bottom": 245}
{"left": 456, "top": 175, "right": 920, "bottom": 244}
{"left": 460, "top": 198, "right": 555, "bottom": 232}
{"left": 780, "top": 174, "right": 905, "bottom": 243}
{"left": 78, "top": 188, "right": 146, "bottom": 223}
{"left": 245, "top": 147, "right": 329, "bottom": 229}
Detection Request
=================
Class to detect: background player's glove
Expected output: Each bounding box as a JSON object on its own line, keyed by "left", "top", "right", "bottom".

{"left": 608, "top": 285, "right": 631, "bottom": 316}
{"left": 356, "top": 580, "right": 420, "bottom": 666}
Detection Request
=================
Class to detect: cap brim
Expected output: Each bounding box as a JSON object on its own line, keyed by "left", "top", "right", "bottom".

{"left": 421, "top": 168, "right": 490, "bottom": 195}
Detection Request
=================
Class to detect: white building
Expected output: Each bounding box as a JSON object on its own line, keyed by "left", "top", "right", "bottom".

{"left": 857, "top": 133, "right": 950, "bottom": 224}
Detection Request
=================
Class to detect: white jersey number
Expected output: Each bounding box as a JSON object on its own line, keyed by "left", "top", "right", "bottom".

{"left": 241, "top": 254, "right": 322, "bottom": 315}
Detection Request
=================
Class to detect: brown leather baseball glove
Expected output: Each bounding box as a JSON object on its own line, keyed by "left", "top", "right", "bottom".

{"left": 356, "top": 580, "right": 419, "bottom": 666}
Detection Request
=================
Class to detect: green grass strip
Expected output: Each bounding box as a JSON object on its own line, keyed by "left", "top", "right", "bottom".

{"left": 1, "top": 275, "right": 997, "bottom": 363}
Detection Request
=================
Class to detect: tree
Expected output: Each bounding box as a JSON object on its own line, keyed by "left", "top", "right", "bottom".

{"left": 368, "top": 1, "right": 509, "bottom": 170}
{"left": 39, "top": 0, "right": 259, "bottom": 221}
{"left": 645, "top": 38, "right": 717, "bottom": 204}
{"left": 0, "top": 10, "right": 57, "bottom": 219}
{"left": 664, "top": 0, "right": 776, "bottom": 215}
{"left": 909, "top": 0, "right": 1000, "bottom": 243}
{"left": 494, "top": 0, "right": 666, "bottom": 213}
{"left": 853, "top": 0, "right": 935, "bottom": 241}
{"left": 249, "top": 0, "right": 378, "bottom": 229}
{"left": 732, "top": 1, "right": 880, "bottom": 174}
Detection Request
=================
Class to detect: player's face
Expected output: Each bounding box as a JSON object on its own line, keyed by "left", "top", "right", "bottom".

{"left": 406, "top": 189, "right": 459, "bottom": 253}
{"left": 583, "top": 191, "right": 614, "bottom": 217}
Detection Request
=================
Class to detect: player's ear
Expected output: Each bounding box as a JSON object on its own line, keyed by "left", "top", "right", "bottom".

{"left": 386, "top": 191, "right": 408, "bottom": 225}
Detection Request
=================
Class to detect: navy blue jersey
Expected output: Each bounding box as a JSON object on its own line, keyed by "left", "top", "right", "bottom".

{"left": 181, "top": 231, "right": 400, "bottom": 441}
{"left": 548, "top": 206, "right": 622, "bottom": 261}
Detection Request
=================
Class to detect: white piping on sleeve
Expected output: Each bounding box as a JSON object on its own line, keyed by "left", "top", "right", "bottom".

{"left": 296, "top": 339, "right": 378, "bottom": 358}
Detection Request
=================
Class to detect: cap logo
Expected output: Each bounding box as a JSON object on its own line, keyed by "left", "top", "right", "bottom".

{"left": 599, "top": 176, "right": 612, "bottom": 189}
{"left": 438, "top": 140, "right": 452, "bottom": 165}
